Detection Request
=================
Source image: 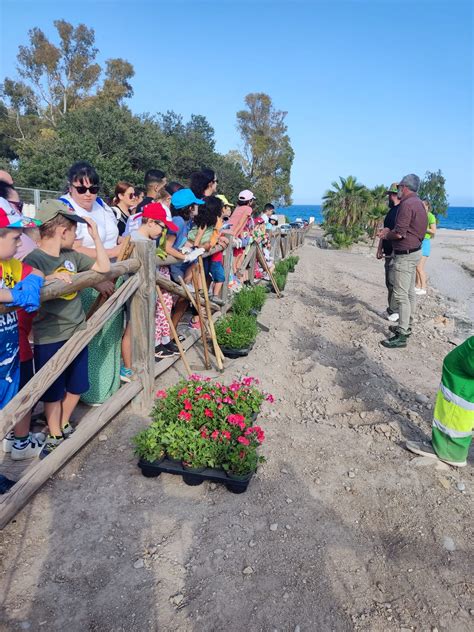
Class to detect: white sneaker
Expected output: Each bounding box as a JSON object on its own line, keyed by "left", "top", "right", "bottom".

{"left": 387, "top": 312, "right": 399, "bottom": 322}
{"left": 11, "top": 433, "right": 46, "bottom": 461}
{"left": 3, "top": 431, "right": 15, "bottom": 453}
{"left": 415, "top": 288, "right": 427, "bottom": 295}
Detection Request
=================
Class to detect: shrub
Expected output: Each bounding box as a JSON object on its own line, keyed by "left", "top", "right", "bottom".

{"left": 273, "top": 272, "right": 287, "bottom": 291}
{"left": 286, "top": 255, "right": 299, "bottom": 272}
{"left": 215, "top": 313, "right": 258, "bottom": 349}
{"left": 232, "top": 286, "right": 267, "bottom": 315}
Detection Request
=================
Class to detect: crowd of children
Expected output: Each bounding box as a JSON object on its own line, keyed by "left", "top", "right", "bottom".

{"left": 0, "top": 164, "right": 279, "bottom": 469}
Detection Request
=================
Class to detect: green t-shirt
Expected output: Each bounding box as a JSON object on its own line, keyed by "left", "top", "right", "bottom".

{"left": 188, "top": 225, "right": 214, "bottom": 244}
{"left": 24, "top": 248, "right": 94, "bottom": 344}
{"left": 425, "top": 212, "right": 436, "bottom": 240}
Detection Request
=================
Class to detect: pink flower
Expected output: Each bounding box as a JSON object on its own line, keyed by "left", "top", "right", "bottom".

{"left": 178, "top": 410, "right": 192, "bottom": 421}
{"left": 242, "top": 377, "right": 254, "bottom": 386}
{"left": 211, "top": 430, "right": 219, "bottom": 440}
{"left": 237, "top": 436, "right": 250, "bottom": 446}
{"left": 189, "top": 374, "right": 202, "bottom": 381}
{"left": 178, "top": 388, "right": 188, "bottom": 397}
{"left": 226, "top": 327, "right": 232, "bottom": 334}
{"left": 221, "top": 386, "right": 228, "bottom": 393}
{"left": 156, "top": 390, "right": 167, "bottom": 398}
{"left": 223, "top": 396, "right": 233, "bottom": 404}
{"left": 201, "top": 430, "right": 209, "bottom": 439}
{"left": 227, "top": 414, "right": 246, "bottom": 426}
{"left": 183, "top": 398, "right": 192, "bottom": 411}
{"left": 200, "top": 393, "right": 212, "bottom": 400}
{"left": 221, "top": 430, "right": 231, "bottom": 440}
{"left": 204, "top": 408, "right": 214, "bottom": 418}
{"left": 229, "top": 383, "right": 240, "bottom": 393}
{"left": 265, "top": 394, "right": 274, "bottom": 403}
{"left": 195, "top": 386, "right": 203, "bottom": 393}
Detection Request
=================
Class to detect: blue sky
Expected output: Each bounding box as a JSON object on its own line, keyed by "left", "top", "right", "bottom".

{"left": 1, "top": 0, "right": 473, "bottom": 205}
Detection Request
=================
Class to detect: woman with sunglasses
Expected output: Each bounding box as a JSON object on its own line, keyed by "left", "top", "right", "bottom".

{"left": 111, "top": 181, "right": 136, "bottom": 236}
{"left": 59, "top": 161, "right": 123, "bottom": 404}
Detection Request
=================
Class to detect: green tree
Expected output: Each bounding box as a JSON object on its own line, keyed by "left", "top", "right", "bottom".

{"left": 235, "top": 93, "right": 294, "bottom": 206}
{"left": 1, "top": 19, "right": 135, "bottom": 156}
{"left": 418, "top": 169, "right": 448, "bottom": 217}
{"left": 322, "top": 176, "right": 371, "bottom": 248}
{"left": 366, "top": 184, "right": 388, "bottom": 242}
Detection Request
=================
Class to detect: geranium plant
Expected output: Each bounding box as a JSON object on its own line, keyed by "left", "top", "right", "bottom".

{"left": 133, "top": 375, "right": 272, "bottom": 475}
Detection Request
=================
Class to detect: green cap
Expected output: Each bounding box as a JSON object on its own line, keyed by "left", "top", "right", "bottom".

{"left": 385, "top": 182, "right": 399, "bottom": 194}
{"left": 215, "top": 194, "right": 234, "bottom": 207}
{"left": 36, "top": 199, "right": 87, "bottom": 225}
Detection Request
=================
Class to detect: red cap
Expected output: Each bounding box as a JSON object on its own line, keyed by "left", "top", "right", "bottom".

{"left": 141, "top": 203, "right": 178, "bottom": 232}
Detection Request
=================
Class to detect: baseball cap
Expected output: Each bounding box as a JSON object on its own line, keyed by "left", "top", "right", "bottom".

{"left": 0, "top": 200, "right": 40, "bottom": 229}
{"left": 385, "top": 183, "right": 399, "bottom": 194}
{"left": 238, "top": 189, "right": 255, "bottom": 202}
{"left": 36, "top": 199, "right": 87, "bottom": 225}
{"left": 142, "top": 202, "right": 178, "bottom": 232}
{"left": 215, "top": 194, "right": 234, "bottom": 207}
{"left": 171, "top": 188, "right": 204, "bottom": 210}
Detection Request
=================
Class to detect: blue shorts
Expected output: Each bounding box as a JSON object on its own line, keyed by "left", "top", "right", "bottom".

{"left": 170, "top": 262, "right": 191, "bottom": 283}
{"left": 34, "top": 341, "right": 89, "bottom": 402}
{"left": 20, "top": 359, "right": 34, "bottom": 390}
{"left": 421, "top": 238, "right": 431, "bottom": 257}
{"left": 203, "top": 259, "right": 225, "bottom": 283}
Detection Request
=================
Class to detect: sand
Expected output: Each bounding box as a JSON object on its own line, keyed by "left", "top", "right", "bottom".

{"left": 0, "top": 228, "right": 472, "bottom": 632}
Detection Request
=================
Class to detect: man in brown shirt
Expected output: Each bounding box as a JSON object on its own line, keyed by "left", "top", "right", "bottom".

{"left": 377, "top": 174, "right": 427, "bottom": 348}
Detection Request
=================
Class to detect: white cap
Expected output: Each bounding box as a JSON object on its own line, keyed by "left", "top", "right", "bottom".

{"left": 238, "top": 189, "right": 255, "bottom": 202}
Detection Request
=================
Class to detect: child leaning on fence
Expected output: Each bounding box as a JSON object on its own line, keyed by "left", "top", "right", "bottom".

{"left": 0, "top": 204, "right": 44, "bottom": 457}
{"left": 129, "top": 202, "right": 182, "bottom": 360}
{"left": 23, "top": 200, "right": 110, "bottom": 459}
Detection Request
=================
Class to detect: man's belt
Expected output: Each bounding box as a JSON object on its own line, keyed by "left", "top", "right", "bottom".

{"left": 393, "top": 246, "right": 421, "bottom": 256}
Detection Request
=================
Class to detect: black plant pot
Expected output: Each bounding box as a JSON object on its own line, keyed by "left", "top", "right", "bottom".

{"left": 137, "top": 457, "right": 253, "bottom": 493}
{"left": 220, "top": 340, "right": 255, "bottom": 359}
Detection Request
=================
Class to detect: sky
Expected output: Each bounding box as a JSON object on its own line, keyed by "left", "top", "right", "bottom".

{"left": 1, "top": 0, "right": 473, "bottom": 205}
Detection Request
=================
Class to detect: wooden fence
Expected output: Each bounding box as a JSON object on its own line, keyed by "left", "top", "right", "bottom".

{"left": 0, "top": 226, "right": 307, "bottom": 527}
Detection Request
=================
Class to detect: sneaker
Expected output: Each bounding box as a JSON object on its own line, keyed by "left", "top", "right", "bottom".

{"left": 209, "top": 294, "right": 225, "bottom": 306}
{"left": 61, "top": 423, "right": 75, "bottom": 439}
{"left": 406, "top": 440, "right": 467, "bottom": 468}
{"left": 415, "top": 288, "right": 427, "bottom": 296}
{"left": 11, "top": 434, "right": 45, "bottom": 461}
{"left": 164, "top": 342, "right": 180, "bottom": 355}
{"left": 3, "top": 431, "right": 46, "bottom": 454}
{"left": 389, "top": 325, "right": 412, "bottom": 336}
{"left": 380, "top": 333, "right": 408, "bottom": 348}
{"left": 387, "top": 312, "right": 400, "bottom": 322}
{"left": 120, "top": 366, "right": 134, "bottom": 383}
{"left": 3, "top": 431, "right": 15, "bottom": 454}
{"left": 39, "top": 436, "right": 64, "bottom": 460}
{"left": 188, "top": 318, "right": 201, "bottom": 330}
{"left": 155, "top": 344, "right": 176, "bottom": 359}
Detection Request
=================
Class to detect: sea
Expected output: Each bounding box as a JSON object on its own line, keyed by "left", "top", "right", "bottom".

{"left": 276, "top": 205, "right": 474, "bottom": 231}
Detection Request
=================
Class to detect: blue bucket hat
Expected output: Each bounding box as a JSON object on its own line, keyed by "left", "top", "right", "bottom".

{"left": 171, "top": 188, "right": 204, "bottom": 209}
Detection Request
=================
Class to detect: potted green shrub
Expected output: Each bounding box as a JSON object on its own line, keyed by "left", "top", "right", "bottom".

{"left": 214, "top": 313, "right": 258, "bottom": 358}
{"left": 232, "top": 286, "right": 267, "bottom": 317}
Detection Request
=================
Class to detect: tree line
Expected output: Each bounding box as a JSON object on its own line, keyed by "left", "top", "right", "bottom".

{"left": 0, "top": 20, "right": 294, "bottom": 206}
{"left": 322, "top": 171, "right": 448, "bottom": 248}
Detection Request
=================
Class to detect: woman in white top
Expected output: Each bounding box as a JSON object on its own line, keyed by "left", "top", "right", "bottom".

{"left": 59, "top": 161, "right": 124, "bottom": 404}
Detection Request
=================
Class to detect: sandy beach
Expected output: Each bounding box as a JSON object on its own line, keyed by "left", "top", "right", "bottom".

{"left": 0, "top": 228, "right": 472, "bottom": 631}
{"left": 425, "top": 229, "right": 474, "bottom": 325}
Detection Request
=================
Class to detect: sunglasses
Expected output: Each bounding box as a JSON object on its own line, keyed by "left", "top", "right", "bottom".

{"left": 151, "top": 220, "right": 166, "bottom": 229}
{"left": 8, "top": 199, "right": 24, "bottom": 213}
{"left": 72, "top": 184, "right": 100, "bottom": 195}
{"left": 127, "top": 192, "right": 136, "bottom": 199}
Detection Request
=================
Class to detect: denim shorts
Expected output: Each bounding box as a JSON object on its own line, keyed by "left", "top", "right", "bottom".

{"left": 170, "top": 262, "right": 191, "bottom": 283}
{"left": 34, "top": 341, "right": 89, "bottom": 402}
{"left": 421, "top": 238, "right": 431, "bottom": 257}
{"left": 204, "top": 259, "right": 225, "bottom": 283}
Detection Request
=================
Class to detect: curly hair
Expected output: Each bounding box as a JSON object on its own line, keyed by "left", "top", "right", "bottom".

{"left": 194, "top": 195, "right": 223, "bottom": 229}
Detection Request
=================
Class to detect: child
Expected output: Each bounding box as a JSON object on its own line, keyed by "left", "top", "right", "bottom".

{"left": 186, "top": 195, "right": 228, "bottom": 305}
{"left": 129, "top": 202, "right": 182, "bottom": 360}
{"left": 24, "top": 199, "right": 111, "bottom": 459}
{"left": 0, "top": 204, "right": 44, "bottom": 458}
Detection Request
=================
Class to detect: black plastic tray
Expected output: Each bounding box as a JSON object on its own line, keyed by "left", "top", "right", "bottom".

{"left": 138, "top": 458, "right": 253, "bottom": 494}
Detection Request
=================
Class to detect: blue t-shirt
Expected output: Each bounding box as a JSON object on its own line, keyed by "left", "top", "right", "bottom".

{"left": 168, "top": 216, "right": 191, "bottom": 250}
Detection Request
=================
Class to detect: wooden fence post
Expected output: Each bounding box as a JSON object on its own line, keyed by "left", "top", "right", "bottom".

{"left": 221, "top": 238, "right": 234, "bottom": 304}
{"left": 130, "top": 241, "right": 156, "bottom": 414}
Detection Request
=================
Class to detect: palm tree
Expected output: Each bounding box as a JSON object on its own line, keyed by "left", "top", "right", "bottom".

{"left": 322, "top": 176, "right": 371, "bottom": 246}
{"left": 366, "top": 185, "right": 389, "bottom": 244}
